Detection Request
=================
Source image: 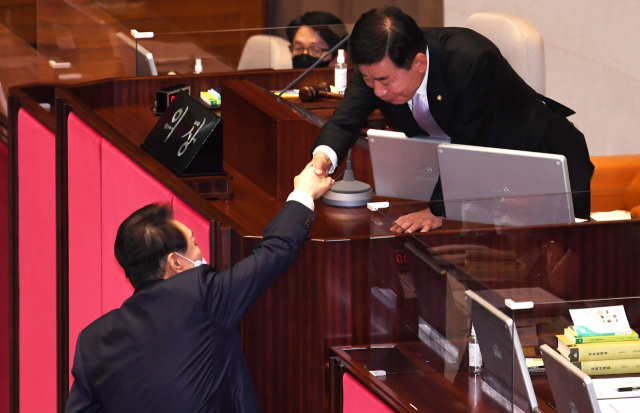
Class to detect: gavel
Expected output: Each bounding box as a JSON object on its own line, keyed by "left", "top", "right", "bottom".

{"left": 299, "top": 82, "right": 344, "bottom": 102}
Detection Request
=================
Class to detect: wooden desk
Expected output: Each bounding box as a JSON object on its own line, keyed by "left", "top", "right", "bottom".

{"left": 16, "top": 68, "right": 378, "bottom": 413}
{"left": 331, "top": 344, "right": 557, "bottom": 413}
{"left": 11, "top": 69, "right": 640, "bottom": 413}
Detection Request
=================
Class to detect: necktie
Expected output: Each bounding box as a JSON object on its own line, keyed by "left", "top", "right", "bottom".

{"left": 412, "top": 94, "right": 447, "bottom": 137}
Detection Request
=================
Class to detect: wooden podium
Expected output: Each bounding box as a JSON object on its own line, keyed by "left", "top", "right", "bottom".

{"left": 9, "top": 70, "right": 381, "bottom": 413}
{"left": 10, "top": 71, "right": 640, "bottom": 413}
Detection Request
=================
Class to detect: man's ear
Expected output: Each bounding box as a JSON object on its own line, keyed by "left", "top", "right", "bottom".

{"left": 413, "top": 53, "right": 428, "bottom": 73}
{"left": 166, "top": 252, "right": 183, "bottom": 275}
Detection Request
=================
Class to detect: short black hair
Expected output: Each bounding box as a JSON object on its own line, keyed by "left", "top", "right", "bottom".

{"left": 286, "top": 11, "right": 348, "bottom": 55}
{"left": 349, "top": 7, "right": 426, "bottom": 70}
{"left": 114, "top": 203, "right": 187, "bottom": 288}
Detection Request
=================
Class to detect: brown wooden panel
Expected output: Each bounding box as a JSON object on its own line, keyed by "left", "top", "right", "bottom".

{"left": 244, "top": 235, "right": 372, "bottom": 413}
{"left": 222, "top": 81, "right": 280, "bottom": 198}
{"left": 222, "top": 78, "right": 374, "bottom": 201}
{"left": 222, "top": 80, "right": 322, "bottom": 200}
{"left": 0, "top": 0, "right": 36, "bottom": 45}
{"left": 66, "top": 67, "right": 348, "bottom": 109}
{"left": 95, "top": 0, "right": 268, "bottom": 66}
{"left": 21, "top": 68, "right": 640, "bottom": 413}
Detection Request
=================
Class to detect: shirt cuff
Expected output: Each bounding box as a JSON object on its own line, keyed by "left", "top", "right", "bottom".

{"left": 313, "top": 145, "right": 338, "bottom": 174}
{"left": 287, "top": 190, "right": 315, "bottom": 211}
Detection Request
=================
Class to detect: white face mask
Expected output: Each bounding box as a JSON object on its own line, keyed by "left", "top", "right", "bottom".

{"left": 174, "top": 252, "right": 207, "bottom": 268}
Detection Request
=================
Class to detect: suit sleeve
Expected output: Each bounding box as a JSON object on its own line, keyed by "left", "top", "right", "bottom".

{"left": 312, "top": 67, "right": 378, "bottom": 165}
{"left": 199, "top": 201, "right": 316, "bottom": 329}
{"left": 65, "top": 336, "right": 103, "bottom": 413}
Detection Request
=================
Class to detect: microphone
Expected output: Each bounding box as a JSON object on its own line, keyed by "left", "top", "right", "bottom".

{"left": 278, "top": 34, "right": 350, "bottom": 98}
{"left": 299, "top": 83, "right": 344, "bottom": 102}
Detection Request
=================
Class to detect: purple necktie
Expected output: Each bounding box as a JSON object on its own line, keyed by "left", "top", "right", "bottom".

{"left": 412, "top": 94, "right": 447, "bottom": 137}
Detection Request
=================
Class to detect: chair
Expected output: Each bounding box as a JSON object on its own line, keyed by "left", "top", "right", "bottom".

{"left": 237, "top": 35, "right": 292, "bottom": 71}
{"left": 590, "top": 154, "right": 640, "bottom": 217}
{"left": 467, "top": 12, "right": 545, "bottom": 94}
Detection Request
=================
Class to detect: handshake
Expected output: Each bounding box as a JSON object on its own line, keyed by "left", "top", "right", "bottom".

{"left": 293, "top": 161, "right": 335, "bottom": 200}
{"left": 306, "top": 152, "right": 443, "bottom": 233}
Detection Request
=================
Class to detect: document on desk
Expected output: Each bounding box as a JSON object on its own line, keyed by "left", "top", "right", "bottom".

{"left": 593, "top": 377, "right": 640, "bottom": 399}
{"left": 590, "top": 210, "right": 632, "bottom": 222}
{"left": 598, "top": 397, "right": 640, "bottom": 413}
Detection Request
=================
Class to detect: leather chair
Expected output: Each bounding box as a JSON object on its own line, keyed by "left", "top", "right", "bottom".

{"left": 590, "top": 155, "right": 640, "bottom": 217}
{"left": 467, "top": 12, "right": 545, "bottom": 94}
{"left": 237, "top": 34, "right": 292, "bottom": 71}
{"left": 467, "top": 14, "right": 640, "bottom": 217}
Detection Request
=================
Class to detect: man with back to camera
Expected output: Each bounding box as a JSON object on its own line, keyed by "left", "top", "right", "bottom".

{"left": 64, "top": 163, "right": 334, "bottom": 413}
{"left": 311, "top": 7, "right": 594, "bottom": 232}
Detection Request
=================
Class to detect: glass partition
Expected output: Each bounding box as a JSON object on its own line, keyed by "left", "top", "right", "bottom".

{"left": 354, "top": 190, "right": 640, "bottom": 412}
{"left": 133, "top": 23, "right": 350, "bottom": 76}
{"left": 0, "top": 0, "right": 360, "bottom": 116}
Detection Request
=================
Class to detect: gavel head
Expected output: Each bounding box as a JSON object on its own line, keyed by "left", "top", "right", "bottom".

{"left": 299, "top": 82, "right": 331, "bottom": 102}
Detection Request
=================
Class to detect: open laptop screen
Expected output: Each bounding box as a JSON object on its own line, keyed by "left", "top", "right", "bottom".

{"left": 367, "top": 129, "right": 449, "bottom": 201}
{"left": 466, "top": 290, "right": 539, "bottom": 412}
{"left": 438, "top": 144, "right": 574, "bottom": 226}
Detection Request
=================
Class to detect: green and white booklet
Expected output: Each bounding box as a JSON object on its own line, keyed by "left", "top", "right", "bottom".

{"left": 569, "top": 305, "right": 633, "bottom": 337}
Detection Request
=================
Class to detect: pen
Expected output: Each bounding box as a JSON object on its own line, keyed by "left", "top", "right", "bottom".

{"left": 616, "top": 387, "right": 640, "bottom": 392}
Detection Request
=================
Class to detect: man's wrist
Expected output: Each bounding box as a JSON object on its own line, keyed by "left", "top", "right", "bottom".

{"left": 287, "top": 190, "right": 315, "bottom": 211}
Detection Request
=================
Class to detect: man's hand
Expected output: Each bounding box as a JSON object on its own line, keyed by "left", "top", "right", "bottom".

{"left": 294, "top": 162, "right": 335, "bottom": 200}
{"left": 311, "top": 151, "right": 332, "bottom": 177}
{"left": 390, "top": 208, "right": 442, "bottom": 233}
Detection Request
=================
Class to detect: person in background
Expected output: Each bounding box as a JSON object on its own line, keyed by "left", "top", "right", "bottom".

{"left": 64, "top": 163, "right": 334, "bottom": 413}
{"left": 286, "top": 11, "right": 348, "bottom": 69}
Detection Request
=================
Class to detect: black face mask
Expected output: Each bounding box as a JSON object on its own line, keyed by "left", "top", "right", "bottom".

{"left": 292, "top": 54, "right": 331, "bottom": 69}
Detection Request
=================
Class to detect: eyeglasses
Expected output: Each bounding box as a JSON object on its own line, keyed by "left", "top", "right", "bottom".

{"left": 289, "top": 43, "right": 330, "bottom": 58}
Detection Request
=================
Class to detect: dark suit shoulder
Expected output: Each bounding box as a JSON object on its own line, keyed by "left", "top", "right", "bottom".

{"left": 79, "top": 273, "right": 206, "bottom": 342}
{"left": 422, "top": 27, "right": 501, "bottom": 56}
{"left": 79, "top": 307, "right": 119, "bottom": 341}
{"left": 424, "top": 26, "right": 512, "bottom": 99}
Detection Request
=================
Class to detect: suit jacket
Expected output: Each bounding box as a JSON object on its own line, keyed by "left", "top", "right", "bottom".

{"left": 65, "top": 201, "right": 317, "bottom": 413}
{"left": 313, "top": 27, "right": 594, "bottom": 216}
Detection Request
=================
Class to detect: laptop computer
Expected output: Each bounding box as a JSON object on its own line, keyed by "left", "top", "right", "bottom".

{"left": 541, "top": 344, "right": 640, "bottom": 413}
{"left": 465, "top": 290, "right": 540, "bottom": 413}
{"left": 405, "top": 242, "right": 469, "bottom": 361}
{"left": 437, "top": 144, "right": 574, "bottom": 226}
{"left": 540, "top": 344, "right": 601, "bottom": 413}
{"left": 367, "top": 129, "right": 449, "bottom": 201}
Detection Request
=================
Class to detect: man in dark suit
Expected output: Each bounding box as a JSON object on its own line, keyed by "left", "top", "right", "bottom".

{"left": 64, "top": 164, "right": 334, "bottom": 413}
{"left": 311, "top": 7, "right": 594, "bottom": 232}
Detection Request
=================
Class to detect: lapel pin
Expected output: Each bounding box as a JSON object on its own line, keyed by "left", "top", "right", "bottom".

{"left": 437, "top": 95, "right": 443, "bottom": 101}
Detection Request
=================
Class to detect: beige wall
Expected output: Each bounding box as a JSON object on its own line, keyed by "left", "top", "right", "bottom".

{"left": 445, "top": 0, "right": 640, "bottom": 156}
{"left": 270, "top": 0, "right": 442, "bottom": 30}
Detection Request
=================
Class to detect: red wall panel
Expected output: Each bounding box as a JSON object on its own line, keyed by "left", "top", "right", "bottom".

{"left": 67, "top": 113, "right": 103, "bottom": 388}
{"left": 343, "top": 373, "right": 393, "bottom": 413}
{"left": 100, "top": 140, "right": 174, "bottom": 315}
{"left": 17, "top": 109, "right": 57, "bottom": 413}
{"left": 0, "top": 142, "right": 9, "bottom": 413}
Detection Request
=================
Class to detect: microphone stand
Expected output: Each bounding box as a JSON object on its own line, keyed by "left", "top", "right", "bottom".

{"left": 321, "top": 149, "right": 372, "bottom": 207}
{"left": 276, "top": 33, "right": 371, "bottom": 207}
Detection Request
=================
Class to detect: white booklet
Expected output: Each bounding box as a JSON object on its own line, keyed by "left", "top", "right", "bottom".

{"left": 569, "top": 305, "right": 632, "bottom": 336}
